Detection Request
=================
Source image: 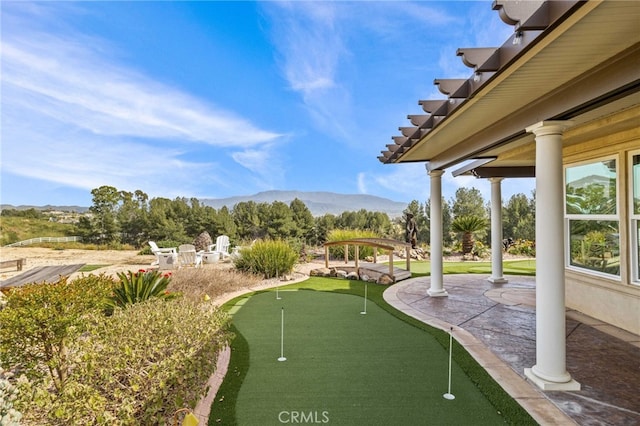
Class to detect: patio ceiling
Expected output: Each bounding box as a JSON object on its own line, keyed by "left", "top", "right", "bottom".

{"left": 381, "top": 0, "right": 640, "bottom": 177}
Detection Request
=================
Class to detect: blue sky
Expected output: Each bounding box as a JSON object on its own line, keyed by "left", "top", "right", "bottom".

{"left": 1, "top": 1, "right": 535, "bottom": 207}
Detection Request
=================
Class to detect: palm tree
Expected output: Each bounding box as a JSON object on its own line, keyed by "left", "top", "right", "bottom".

{"left": 451, "top": 215, "right": 488, "bottom": 255}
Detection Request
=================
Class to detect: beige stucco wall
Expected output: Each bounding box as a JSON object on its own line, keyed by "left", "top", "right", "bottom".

{"left": 566, "top": 271, "right": 640, "bottom": 334}
{"left": 562, "top": 106, "right": 640, "bottom": 335}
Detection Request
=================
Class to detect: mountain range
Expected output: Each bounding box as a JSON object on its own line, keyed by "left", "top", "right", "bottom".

{"left": 1, "top": 191, "right": 408, "bottom": 218}
{"left": 200, "top": 190, "right": 408, "bottom": 218}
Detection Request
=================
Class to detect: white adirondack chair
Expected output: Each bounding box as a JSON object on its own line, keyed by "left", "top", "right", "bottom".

{"left": 208, "top": 235, "right": 231, "bottom": 259}
{"left": 148, "top": 241, "right": 177, "bottom": 266}
{"left": 177, "top": 244, "right": 203, "bottom": 268}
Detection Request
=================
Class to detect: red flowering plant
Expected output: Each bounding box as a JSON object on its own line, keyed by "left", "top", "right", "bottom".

{"left": 104, "top": 269, "right": 178, "bottom": 315}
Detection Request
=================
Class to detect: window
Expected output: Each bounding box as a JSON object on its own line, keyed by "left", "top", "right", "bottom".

{"left": 565, "top": 158, "right": 620, "bottom": 277}
{"left": 631, "top": 153, "right": 640, "bottom": 284}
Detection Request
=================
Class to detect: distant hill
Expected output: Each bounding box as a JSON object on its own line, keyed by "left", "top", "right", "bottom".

{"left": 200, "top": 190, "right": 407, "bottom": 218}
{"left": 1, "top": 191, "right": 408, "bottom": 218}
{"left": 0, "top": 204, "right": 89, "bottom": 213}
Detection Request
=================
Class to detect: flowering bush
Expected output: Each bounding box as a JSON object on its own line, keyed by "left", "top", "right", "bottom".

{"left": 104, "top": 269, "right": 177, "bottom": 314}
{"left": 507, "top": 239, "right": 536, "bottom": 257}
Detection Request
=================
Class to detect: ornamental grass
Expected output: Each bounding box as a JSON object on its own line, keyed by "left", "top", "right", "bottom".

{"left": 168, "top": 266, "right": 262, "bottom": 302}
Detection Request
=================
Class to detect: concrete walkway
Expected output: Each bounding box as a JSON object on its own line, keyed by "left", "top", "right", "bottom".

{"left": 384, "top": 274, "right": 640, "bottom": 426}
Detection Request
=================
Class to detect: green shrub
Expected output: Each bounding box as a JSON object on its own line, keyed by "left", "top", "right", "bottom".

{"left": 285, "top": 237, "right": 311, "bottom": 262}
{"left": 325, "top": 229, "right": 380, "bottom": 260}
{"left": 508, "top": 239, "right": 536, "bottom": 257}
{"left": 0, "top": 275, "right": 115, "bottom": 392}
{"left": 104, "top": 270, "right": 177, "bottom": 314}
{"left": 14, "top": 298, "right": 232, "bottom": 425}
{"left": 0, "top": 367, "right": 22, "bottom": 425}
{"left": 234, "top": 239, "right": 298, "bottom": 278}
{"left": 472, "top": 240, "right": 489, "bottom": 258}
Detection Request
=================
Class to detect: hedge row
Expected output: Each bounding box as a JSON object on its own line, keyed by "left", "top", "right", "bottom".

{"left": 0, "top": 274, "right": 231, "bottom": 425}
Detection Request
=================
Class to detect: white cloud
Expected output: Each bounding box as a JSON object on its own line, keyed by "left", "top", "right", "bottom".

{"left": 1, "top": 5, "right": 284, "bottom": 200}
{"left": 261, "top": 1, "right": 461, "bottom": 151}
{"left": 365, "top": 162, "right": 532, "bottom": 206}
{"left": 357, "top": 172, "right": 368, "bottom": 194}
{"left": 231, "top": 144, "right": 285, "bottom": 189}
{"left": 2, "top": 39, "right": 281, "bottom": 146}
{"left": 267, "top": 2, "right": 343, "bottom": 97}
{"left": 369, "top": 163, "right": 430, "bottom": 203}
{"left": 1, "top": 94, "right": 223, "bottom": 197}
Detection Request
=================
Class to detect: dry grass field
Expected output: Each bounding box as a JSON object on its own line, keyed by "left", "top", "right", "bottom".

{"left": 0, "top": 247, "right": 155, "bottom": 281}
{"left": 0, "top": 246, "right": 320, "bottom": 301}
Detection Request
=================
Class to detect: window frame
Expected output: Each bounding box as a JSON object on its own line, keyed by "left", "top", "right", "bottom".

{"left": 629, "top": 150, "right": 640, "bottom": 286}
{"left": 564, "top": 155, "right": 621, "bottom": 279}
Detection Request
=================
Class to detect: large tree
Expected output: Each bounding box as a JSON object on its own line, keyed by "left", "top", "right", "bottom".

{"left": 264, "top": 201, "right": 295, "bottom": 239}
{"left": 503, "top": 192, "right": 535, "bottom": 242}
{"left": 424, "top": 197, "right": 453, "bottom": 245}
{"left": 451, "top": 187, "right": 487, "bottom": 219}
{"left": 233, "top": 201, "right": 263, "bottom": 241}
{"left": 89, "top": 185, "right": 121, "bottom": 243}
{"left": 312, "top": 214, "right": 336, "bottom": 245}
{"left": 117, "top": 190, "right": 149, "bottom": 246}
{"left": 290, "top": 198, "right": 315, "bottom": 242}
{"left": 214, "top": 206, "right": 237, "bottom": 241}
{"left": 147, "top": 197, "right": 187, "bottom": 242}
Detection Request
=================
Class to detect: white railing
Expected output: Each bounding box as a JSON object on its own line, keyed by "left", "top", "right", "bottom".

{"left": 4, "top": 236, "right": 82, "bottom": 247}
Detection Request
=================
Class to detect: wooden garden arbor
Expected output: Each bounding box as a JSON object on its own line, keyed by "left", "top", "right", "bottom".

{"left": 323, "top": 238, "right": 413, "bottom": 279}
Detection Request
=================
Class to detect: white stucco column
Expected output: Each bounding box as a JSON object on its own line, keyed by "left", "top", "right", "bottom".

{"left": 524, "top": 121, "right": 580, "bottom": 391}
{"left": 428, "top": 168, "right": 447, "bottom": 297}
{"left": 488, "top": 177, "right": 508, "bottom": 284}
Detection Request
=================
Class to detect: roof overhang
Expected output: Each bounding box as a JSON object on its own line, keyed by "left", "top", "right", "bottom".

{"left": 382, "top": 1, "right": 640, "bottom": 177}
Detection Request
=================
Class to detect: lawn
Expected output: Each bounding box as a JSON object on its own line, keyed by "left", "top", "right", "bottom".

{"left": 399, "top": 259, "right": 536, "bottom": 276}
{"left": 211, "top": 277, "right": 536, "bottom": 425}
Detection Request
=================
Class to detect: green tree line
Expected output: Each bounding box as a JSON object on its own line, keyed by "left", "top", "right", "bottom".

{"left": 402, "top": 187, "right": 536, "bottom": 250}
{"left": 2, "top": 186, "right": 536, "bottom": 250}
{"left": 73, "top": 186, "right": 398, "bottom": 248}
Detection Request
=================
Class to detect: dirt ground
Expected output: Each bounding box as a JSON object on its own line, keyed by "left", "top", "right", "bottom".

{"left": 0, "top": 246, "right": 523, "bottom": 283}
{"left": 0, "top": 246, "right": 328, "bottom": 283}
{"left": 0, "top": 247, "right": 158, "bottom": 282}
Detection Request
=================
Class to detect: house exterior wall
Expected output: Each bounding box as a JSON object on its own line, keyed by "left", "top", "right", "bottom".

{"left": 563, "top": 106, "right": 640, "bottom": 334}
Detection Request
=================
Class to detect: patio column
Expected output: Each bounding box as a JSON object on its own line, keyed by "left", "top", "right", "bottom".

{"left": 524, "top": 121, "right": 580, "bottom": 391}
{"left": 428, "top": 168, "right": 447, "bottom": 297}
{"left": 488, "top": 177, "right": 507, "bottom": 284}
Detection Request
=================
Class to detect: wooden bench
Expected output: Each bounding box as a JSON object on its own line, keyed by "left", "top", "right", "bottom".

{"left": 0, "top": 258, "right": 27, "bottom": 271}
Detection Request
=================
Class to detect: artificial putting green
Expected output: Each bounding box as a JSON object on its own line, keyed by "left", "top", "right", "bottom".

{"left": 228, "top": 287, "right": 508, "bottom": 425}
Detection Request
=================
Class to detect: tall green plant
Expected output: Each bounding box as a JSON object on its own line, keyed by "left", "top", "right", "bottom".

{"left": 451, "top": 215, "right": 488, "bottom": 255}
{"left": 234, "top": 240, "right": 298, "bottom": 278}
{"left": 104, "top": 270, "right": 176, "bottom": 314}
{"left": 326, "top": 229, "right": 379, "bottom": 259}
